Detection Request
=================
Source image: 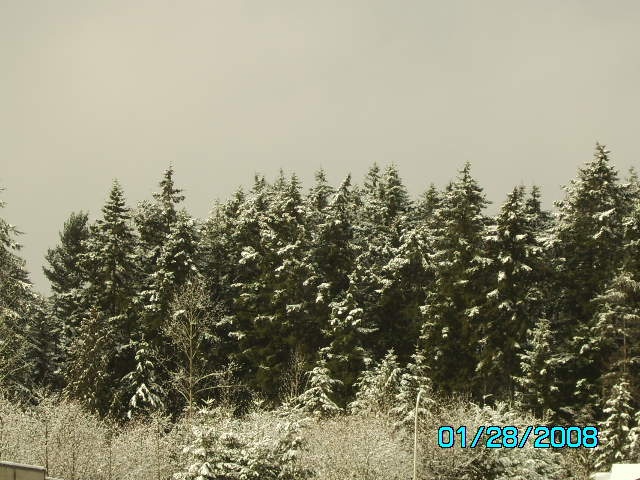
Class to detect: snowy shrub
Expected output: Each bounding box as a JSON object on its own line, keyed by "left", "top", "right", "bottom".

{"left": 415, "top": 398, "right": 581, "bottom": 480}
{"left": 349, "top": 350, "right": 402, "bottom": 415}
{"left": 300, "top": 412, "right": 412, "bottom": 480}
{"left": 390, "top": 351, "right": 434, "bottom": 428}
{"left": 174, "top": 402, "right": 310, "bottom": 480}
{"left": 284, "top": 359, "right": 342, "bottom": 418}
{"left": 0, "top": 395, "right": 182, "bottom": 480}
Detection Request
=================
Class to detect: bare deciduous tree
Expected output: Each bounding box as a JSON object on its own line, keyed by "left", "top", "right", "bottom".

{"left": 163, "top": 276, "right": 222, "bottom": 419}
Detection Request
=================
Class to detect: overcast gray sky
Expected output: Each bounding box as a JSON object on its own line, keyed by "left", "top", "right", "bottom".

{"left": 2, "top": 0, "right": 640, "bottom": 294}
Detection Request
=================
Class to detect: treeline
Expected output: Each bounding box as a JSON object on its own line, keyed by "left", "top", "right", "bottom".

{"left": 1, "top": 143, "right": 640, "bottom": 466}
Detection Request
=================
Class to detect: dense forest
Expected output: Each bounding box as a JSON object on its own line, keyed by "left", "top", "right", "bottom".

{"left": 2, "top": 143, "right": 640, "bottom": 478}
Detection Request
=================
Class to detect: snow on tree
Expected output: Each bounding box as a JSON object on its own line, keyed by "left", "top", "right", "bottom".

{"left": 305, "top": 173, "right": 355, "bottom": 304}
{"left": 68, "top": 180, "right": 140, "bottom": 417}
{"left": 348, "top": 165, "right": 415, "bottom": 361}
{"left": 229, "top": 173, "right": 319, "bottom": 399}
{"left": 321, "top": 288, "right": 373, "bottom": 403}
{"left": 391, "top": 350, "right": 434, "bottom": 428}
{"left": 286, "top": 358, "right": 343, "bottom": 418}
{"left": 548, "top": 144, "right": 631, "bottom": 420}
{"left": 64, "top": 307, "right": 116, "bottom": 415}
{"left": 174, "top": 402, "right": 310, "bottom": 480}
{"left": 163, "top": 276, "right": 223, "bottom": 418}
{"left": 514, "top": 318, "right": 558, "bottom": 418}
{"left": 419, "top": 162, "right": 492, "bottom": 398}
{"left": 349, "top": 350, "right": 402, "bottom": 416}
{"left": 142, "top": 209, "right": 199, "bottom": 332}
{"left": 122, "top": 337, "right": 166, "bottom": 419}
{"left": 376, "top": 218, "right": 433, "bottom": 361}
{"left": 43, "top": 211, "right": 90, "bottom": 370}
{"left": 596, "top": 374, "right": 635, "bottom": 470}
{"left": 478, "top": 185, "right": 548, "bottom": 398}
{"left": 0, "top": 187, "right": 41, "bottom": 398}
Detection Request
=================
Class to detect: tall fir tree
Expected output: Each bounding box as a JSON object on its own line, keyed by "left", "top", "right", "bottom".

{"left": 67, "top": 181, "right": 140, "bottom": 417}
{"left": 43, "top": 211, "right": 90, "bottom": 372}
{"left": 514, "top": 318, "right": 559, "bottom": 418}
{"left": 549, "top": 144, "right": 631, "bottom": 420}
{"left": 0, "top": 187, "right": 41, "bottom": 398}
{"left": 478, "top": 186, "right": 548, "bottom": 398}
{"left": 230, "top": 173, "right": 316, "bottom": 399}
{"left": 596, "top": 374, "right": 635, "bottom": 470}
{"left": 391, "top": 350, "right": 434, "bottom": 428}
{"left": 419, "top": 162, "right": 492, "bottom": 398}
{"left": 136, "top": 167, "right": 190, "bottom": 336}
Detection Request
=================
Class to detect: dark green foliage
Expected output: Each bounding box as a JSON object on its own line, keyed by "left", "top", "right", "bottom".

{"left": 43, "top": 211, "right": 90, "bottom": 373}
{"left": 2, "top": 142, "right": 631, "bottom": 450}
{"left": 420, "top": 163, "right": 492, "bottom": 398}
{"left": 478, "top": 186, "right": 548, "bottom": 398}
{"left": 548, "top": 144, "right": 633, "bottom": 421}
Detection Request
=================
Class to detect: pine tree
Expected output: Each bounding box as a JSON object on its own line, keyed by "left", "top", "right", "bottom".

{"left": 0, "top": 187, "right": 32, "bottom": 321}
{"left": 143, "top": 209, "right": 199, "bottom": 333}
{"left": 391, "top": 350, "right": 434, "bottom": 428}
{"left": 321, "top": 288, "right": 373, "bottom": 403}
{"left": 122, "top": 337, "right": 166, "bottom": 419}
{"left": 478, "top": 186, "right": 548, "bottom": 398}
{"left": 43, "top": 211, "right": 90, "bottom": 368}
{"left": 64, "top": 308, "right": 115, "bottom": 414}
{"left": 351, "top": 164, "right": 415, "bottom": 360}
{"left": 230, "top": 173, "right": 318, "bottom": 398}
{"left": 349, "top": 350, "right": 402, "bottom": 416}
{"left": 0, "top": 187, "right": 39, "bottom": 398}
{"left": 420, "top": 162, "right": 492, "bottom": 398}
{"left": 136, "top": 167, "right": 191, "bottom": 336}
{"left": 287, "top": 358, "right": 342, "bottom": 417}
{"left": 306, "top": 174, "right": 355, "bottom": 304}
{"left": 549, "top": 144, "right": 631, "bottom": 419}
{"left": 514, "top": 318, "right": 558, "bottom": 418}
{"left": 68, "top": 181, "right": 139, "bottom": 416}
{"left": 596, "top": 374, "right": 634, "bottom": 470}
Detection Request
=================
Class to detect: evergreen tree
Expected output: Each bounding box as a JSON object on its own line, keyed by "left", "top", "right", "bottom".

{"left": 322, "top": 289, "right": 373, "bottom": 403}
{"left": 230, "top": 173, "right": 318, "bottom": 399}
{"left": 43, "top": 211, "right": 90, "bottom": 368}
{"left": 198, "top": 190, "right": 245, "bottom": 305}
{"left": 375, "top": 218, "right": 433, "bottom": 361}
{"left": 349, "top": 350, "right": 402, "bottom": 416}
{"left": 305, "top": 174, "right": 354, "bottom": 304}
{"left": 351, "top": 164, "right": 415, "bottom": 361}
{"left": 136, "top": 166, "right": 185, "bottom": 257}
{"left": 136, "top": 167, "right": 191, "bottom": 336}
{"left": 419, "top": 162, "right": 492, "bottom": 397}
{"left": 391, "top": 350, "right": 434, "bottom": 428}
{"left": 0, "top": 187, "right": 39, "bottom": 398}
{"left": 478, "top": 186, "right": 548, "bottom": 398}
{"left": 514, "top": 318, "right": 558, "bottom": 418}
{"left": 64, "top": 308, "right": 115, "bottom": 414}
{"left": 596, "top": 375, "right": 634, "bottom": 470}
{"left": 122, "top": 337, "right": 166, "bottom": 419}
{"left": 68, "top": 181, "right": 139, "bottom": 417}
{"left": 413, "top": 183, "right": 441, "bottom": 224}
{"left": 0, "top": 187, "right": 32, "bottom": 321}
{"left": 142, "top": 209, "right": 199, "bottom": 334}
{"left": 287, "top": 358, "right": 342, "bottom": 417}
{"left": 549, "top": 144, "right": 630, "bottom": 419}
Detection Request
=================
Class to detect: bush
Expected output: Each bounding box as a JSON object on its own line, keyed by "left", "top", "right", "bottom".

{"left": 174, "top": 402, "right": 310, "bottom": 480}
{"left": 0, "top": 395, "right": 182, "bottom": 480}
{"left": 300, "top": 413, "right": 412, "bottom": 480}
{"left": 415, "top": 397, "right": 587, "bottom": 480}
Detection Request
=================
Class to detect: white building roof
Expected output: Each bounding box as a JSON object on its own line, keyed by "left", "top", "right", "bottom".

{"left": 610, "top": 464, "right": 640, "bottom": 480}
{"left": 591, "top": 473, "right": 610, "bottom": 480}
